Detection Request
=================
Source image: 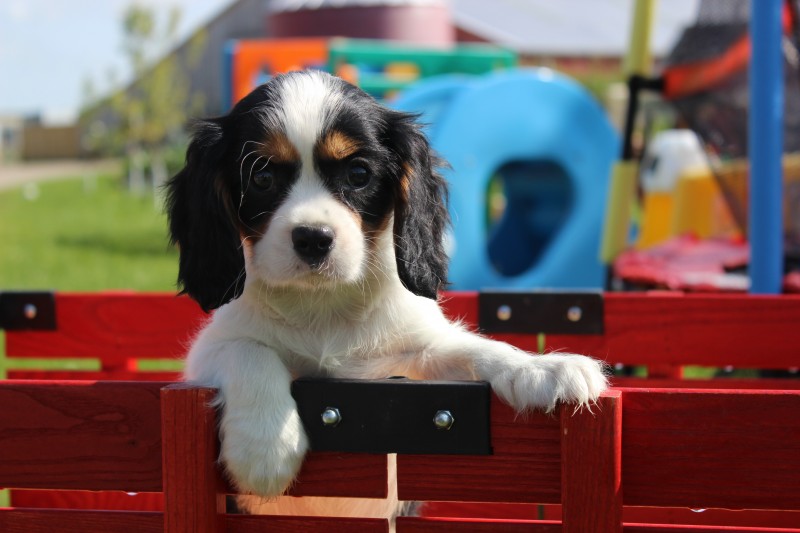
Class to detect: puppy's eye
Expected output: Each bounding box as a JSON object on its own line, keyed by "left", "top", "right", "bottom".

{"left": 252, "top": 169, "right": 274, "bottom": 190}
{"left": 346, "top": 164, "right": 371, "bottom": 189}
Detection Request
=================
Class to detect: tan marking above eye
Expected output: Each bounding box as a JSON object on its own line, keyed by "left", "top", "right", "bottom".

{"left": 262, "top": 133, "right": 300, "bottom": 163}
{"left": 399, "top": 162, "right": 413, "bottom": 203}
{"left": 318, "top": 130, "right": 361, "bottom": 160}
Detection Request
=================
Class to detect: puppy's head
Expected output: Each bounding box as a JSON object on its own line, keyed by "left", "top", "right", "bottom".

{"left": 166, "top": 70, "right": 449, "bottom": 312}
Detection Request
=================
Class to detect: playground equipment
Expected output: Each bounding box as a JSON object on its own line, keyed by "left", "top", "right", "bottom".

{"left": 223, "top": 37, "right": 517, "bottom": 108}
{"left": 606, "top": 0, "right": 800, "bottom": 294}
{"left": 636, "top": 129, "right": 738, "bottom": 248}
{"left": 394, "top": 69, "right": 619, "bottom": 290}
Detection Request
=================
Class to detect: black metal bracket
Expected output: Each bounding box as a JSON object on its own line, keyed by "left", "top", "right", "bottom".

{"left": 291, "top": 378, "right": 491, "bottom": 455}
{"left": 0, "top": 291, "right": 57, "bottom": 331}
{"left": 478, "top": 291, "right": 604, "bottom": 335}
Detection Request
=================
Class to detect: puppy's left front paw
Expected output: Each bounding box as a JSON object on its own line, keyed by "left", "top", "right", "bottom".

{"left": 490, "top": 353, "right": 608, "bottom": 413}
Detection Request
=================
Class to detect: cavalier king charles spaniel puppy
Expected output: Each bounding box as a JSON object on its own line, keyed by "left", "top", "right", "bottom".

{"left": 166, "top": 70, "right": 607, "bottom": 515}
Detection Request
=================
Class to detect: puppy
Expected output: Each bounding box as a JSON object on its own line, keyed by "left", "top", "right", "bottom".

{"left": 166, "top": 70, "right": 607, "bottom": 514}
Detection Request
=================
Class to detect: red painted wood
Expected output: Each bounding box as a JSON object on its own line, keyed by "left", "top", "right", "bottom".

{"left": 611, "top": 377, "right": 800, "bottom": 390}
{"left": 623, "top": 508, "right": 800, "bottom": 529}
{"left": 0, "top": 380, "right": 166, "bottom": 492}
{"left": 397, "top": 394, "right": 561, "bottom": 503}
{"left": 5, "top": 293, "right": 206, "bottom": 364}
{"left": 622, "top": 389, "right": 800, "bottom": 510}
{"left": 561, "top": 390, "right": 622, "bottom": 533}
{"left": 544, "top": 293, "right": 800, "bottom": 368}
{"left": 625, "top": 526, "right": 800, "bottom": 532}
{"left": 290, "top": 452, "right": 389, "bottom": 498}
{"left": 10, "top": 490, "right": 164, "bottom": 511}
{"left": 6, "top": 370, "right": 181, "bottom": 381}
{"left": 159, "top": 384, "right": 389, "bottom": 501}
{"left": 226, "top": 514, "right": 389, "bottom": 532}
{"left": 397, "top": 516, "right": 561, "bottom": 532}
{"left": 161, "top": 383, "right": 225, "bottom": 533}
{"left": 0, "top": 509, "right": 162, "bottom": 533}
{"left": 422, "top": 503, "right": 800, "bottom": 529}
{"left": 7, "top": 291, "right": 800, "bottom": 380}
{"left": 439, "top": 291, "right": 479, "bottom": 325}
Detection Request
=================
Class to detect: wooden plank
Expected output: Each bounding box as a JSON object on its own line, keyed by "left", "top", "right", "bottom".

{"left": 290, "top": 452, "right": 389, "bottom": 498}
{"left": 7, "top": 291, "right": 800, "bottom": 370}
{"left": 161, "top": 383, "right": 225, "bottom": 533}
{"left": 623, "top": 508, "right": 800, "bottom": 529}
{"left": 0, "top": 381, "right": 166, "bottom": 492}
{"left": 7, "top": 370, "right": 181, "bottom": 381}
{"left": 0, "top": 509, "right": 162, "bottom": 533}
{"left": 397, "top": 394, "right": 561, "bottom": 503}
{"left": 397, "top": 516, "right": 561, "bottom": 532}
{"left": 9, "top": 489, "right": 164, "bottom": 511}
{"left": 625, "top": 525, "right": 800, "bottom": 533}
{"left": 612, "top": 377, "right": 800, "bottom": 390}
{"left": 226, "top": 514, "right": 389, "bottom": 533}
{"left": 622, "top": 389, "right": 800, "bottom": 510}
{"left": 5, "top": 293, "right": 206, "bottom": 364}
{"left": 160, "top": 383, "right": 389, "bottom": 504}
{"left": 545, "top": 293, "right": 800, "bottom": 368}
{"left": 422, "top": 503, "right": 800, "bottom": 529}
{"left": 561, "top": 390, "right": 622, "bottom": 533}
{"left": 439, "top": 291, "right": 479, "bottom": 326}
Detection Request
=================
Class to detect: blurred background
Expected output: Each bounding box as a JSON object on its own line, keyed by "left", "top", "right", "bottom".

{"left": 0, "top": 0, "right": 706, "bottom": 294}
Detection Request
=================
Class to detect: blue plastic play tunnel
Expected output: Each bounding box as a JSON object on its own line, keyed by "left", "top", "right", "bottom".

{"left": 393, "top": 69, "right": 619, "bottom": 290}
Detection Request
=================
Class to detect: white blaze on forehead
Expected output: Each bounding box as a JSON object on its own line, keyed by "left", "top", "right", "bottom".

{"left": 277, "top": 72, "right": 342, "bottom": 161}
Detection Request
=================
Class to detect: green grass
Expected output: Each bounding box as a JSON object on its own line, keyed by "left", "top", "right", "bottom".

{"left": 0, "top": 174, "right": 181, "bottom": 378}
{"left": 0, "top": 174, "right": 178, "bottom": 292}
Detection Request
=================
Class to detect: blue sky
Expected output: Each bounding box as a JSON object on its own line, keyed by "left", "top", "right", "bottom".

{"left": 0, "top": 0, "right": 233, "bottom": 123}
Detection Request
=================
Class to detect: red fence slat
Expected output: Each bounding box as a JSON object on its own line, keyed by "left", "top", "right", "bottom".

{"left": 561, "top": 390, "right": 622, "bottom": 533}
{"left": 5, "top": 293, "right": 207, "bottom": 364}
{"left": 226, "top": 514, "right": 389, "bottom": 533}
{"left": 397, "top": 395, "right": 560, "bottom": 503}
{"left": 161, "top": 383, "right": 224, "bottom": 533}
{"left": 545, "top": 294, "right": 800, "bottom": 368}
{"left": 0, "top": 380, "right": 166, "bottom": 492}
{"left": 0, "top": 509, "right": 162, "bottom": 533}
{"left": 397, "top": 516, "right": 560, "bottom": 532}
{"left": 622, "top": 389, "right": 800, "bottom": 510}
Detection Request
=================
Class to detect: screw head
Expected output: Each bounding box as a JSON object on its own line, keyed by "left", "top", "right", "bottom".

{"left": 433, "top": 410, "right": 455, "bottom": 430}
{"left": 320, "top": 407, "right": 341, "bottom": 427}
{"left": 566, "top": 305, "right": 582, "bottom": 322}
{"left": 23, "top": 304, "right": 37, "bottom": 320}
{"left": 497, "top": 305, "right": 512, "bottom": 321}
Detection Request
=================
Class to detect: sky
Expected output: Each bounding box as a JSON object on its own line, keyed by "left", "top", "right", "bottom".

{"left": 0, "top": 0, "right": 234, "bottom": 124}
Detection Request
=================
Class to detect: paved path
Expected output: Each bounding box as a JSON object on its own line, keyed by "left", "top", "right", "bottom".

{"left": 0, "top": 159, "right": 121, "bottom": 191}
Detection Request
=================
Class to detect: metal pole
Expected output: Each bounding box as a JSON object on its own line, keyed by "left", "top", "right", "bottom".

{"left": 749, "top": 0, "right": 784, "bottom": 294}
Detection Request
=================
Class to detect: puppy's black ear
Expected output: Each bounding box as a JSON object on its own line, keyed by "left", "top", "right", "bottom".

{"left": 165, "top": 118, "right": 244, "bottom": 312}
{"left": 386, "top": 111, "right": 450, "bottom": 299}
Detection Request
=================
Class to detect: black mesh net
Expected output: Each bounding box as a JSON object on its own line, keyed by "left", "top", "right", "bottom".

{"left": 661, "top": 0, "right": 800, "bottom": 252}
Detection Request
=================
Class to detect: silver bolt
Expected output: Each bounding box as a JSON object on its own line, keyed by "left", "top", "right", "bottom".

{"left": 497, "top": 305, "right": 512, "bottom": 321}
{"left": 566, "top": 306, "right": 582, "bottom": 322}
{"left": 320, "top": 407, "right": 341, "bottom": 427}
{"left": 433, "top": 410, "right": 455, "bottom": 430}
{"left": 23, "top": 304, "right": 37, "bottom": 320}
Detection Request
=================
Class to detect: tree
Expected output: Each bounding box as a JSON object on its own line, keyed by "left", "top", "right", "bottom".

{"left": 82, "top": 4, "right": 206, "bottom": 197}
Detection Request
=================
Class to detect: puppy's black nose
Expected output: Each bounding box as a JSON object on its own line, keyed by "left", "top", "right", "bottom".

{"left": 292, "top": 225, "right": 335, "bottom": 265}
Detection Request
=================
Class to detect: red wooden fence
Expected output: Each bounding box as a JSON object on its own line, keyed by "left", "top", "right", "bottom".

{"left": 1, "top": 381, "right": 799, "bottom": 531}
{"left": 5, "top": 291, "right": 800, "bottom": 382}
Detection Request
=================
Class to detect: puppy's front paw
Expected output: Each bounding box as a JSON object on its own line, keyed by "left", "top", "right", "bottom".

{"left": 219, "top": 408, "right": 309, "bottom": 497}
{"left": 490, "top": 353, "right": 608, "bottom": 413}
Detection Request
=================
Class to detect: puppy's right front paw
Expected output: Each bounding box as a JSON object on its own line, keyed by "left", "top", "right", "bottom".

{"left": 220, "top": 410, "right": 309, "bottom": 497}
